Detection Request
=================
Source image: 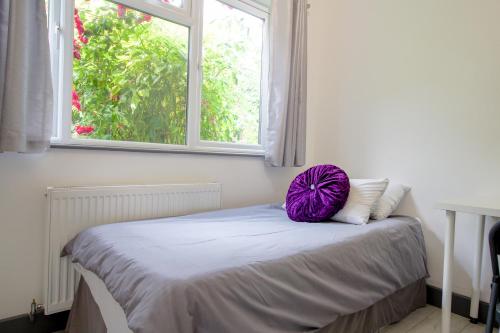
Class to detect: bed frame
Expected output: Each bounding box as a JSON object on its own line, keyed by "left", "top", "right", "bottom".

{"left": 43, "top": 183, "right": 221, "bottom": 315}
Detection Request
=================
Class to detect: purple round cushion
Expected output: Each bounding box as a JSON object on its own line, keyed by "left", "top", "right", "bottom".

{"left": 286, "top": 164, "right": 350, "bottom": 222}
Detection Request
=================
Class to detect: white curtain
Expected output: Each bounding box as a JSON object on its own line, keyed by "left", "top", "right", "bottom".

{"left": 265, "top": 0, "right": 307, "bottom": 167}
{"left": 0, "top": 0, "right": 53, "bottom": 153}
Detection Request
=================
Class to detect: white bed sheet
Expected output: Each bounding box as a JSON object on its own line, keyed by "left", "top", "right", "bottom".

{"left": 75, "top": 263, "right": 132, "bottom": 333}
{"left": 65, "top": 205, "right": 427, "bottom": 333}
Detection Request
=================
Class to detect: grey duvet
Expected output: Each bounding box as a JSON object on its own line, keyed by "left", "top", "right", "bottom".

{"left": 63, "top": 205, "right": 428, "bottom": 333}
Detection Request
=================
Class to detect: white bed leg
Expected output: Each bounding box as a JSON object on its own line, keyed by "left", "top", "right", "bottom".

{"left": 470, "top": 215, "right": 485, "bottom": 323}
{"left": 442, "top": 210, "right": 456, "bottom": 333}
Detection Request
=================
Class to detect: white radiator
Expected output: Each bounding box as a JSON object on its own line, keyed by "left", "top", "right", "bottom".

{"left": 43, "top": 183, "right": 221, "bottom": 315}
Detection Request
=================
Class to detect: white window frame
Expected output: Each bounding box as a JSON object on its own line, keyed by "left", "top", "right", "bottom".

{"left": 48, "top": 0, "right": 269, "bottom": 156}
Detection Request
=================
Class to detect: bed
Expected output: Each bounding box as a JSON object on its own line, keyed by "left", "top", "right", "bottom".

{"left": 61, "top": 204, "right": 428, "bottom": 333}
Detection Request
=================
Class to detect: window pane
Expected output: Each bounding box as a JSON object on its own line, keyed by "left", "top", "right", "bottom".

{"left": 201, "top": 0, "right": 264, "bottom": 145}
{"left": 158, "top": 0, "right": 183, "bottom": 8}
{"left": 72, "top": 0, "right": 189, "bottom": 145}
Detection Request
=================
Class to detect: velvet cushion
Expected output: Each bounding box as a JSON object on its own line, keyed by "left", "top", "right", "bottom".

{"left": 286, "top": 164, "right": 350, "bottom": 222}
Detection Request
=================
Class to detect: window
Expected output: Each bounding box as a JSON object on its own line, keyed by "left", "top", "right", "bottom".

{"left": 201, "top": 0, "right": 264, "bottom": 145}
{"left": 48, "top": 0, "right": 269, "bottom": 154}
{"left": 72, "top": 1, "right": 189, "bottom": 144}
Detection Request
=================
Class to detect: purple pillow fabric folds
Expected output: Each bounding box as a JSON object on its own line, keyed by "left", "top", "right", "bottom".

{"left": 286, "top": 164, "right": 350, "bottom": 222}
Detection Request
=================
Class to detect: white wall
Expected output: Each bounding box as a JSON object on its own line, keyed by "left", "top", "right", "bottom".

{"left": 0, "top": 150, "right": 310, "bottom": 319}
{"left": 308, "top": 0, "right": 500, "bottom": 302}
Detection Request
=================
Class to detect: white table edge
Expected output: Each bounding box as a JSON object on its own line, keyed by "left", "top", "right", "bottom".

{"left": 436, "top": 202, "right": 500, "bottom": 218}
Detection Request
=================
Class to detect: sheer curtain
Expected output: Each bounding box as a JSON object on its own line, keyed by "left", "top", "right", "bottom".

{"left": 265, "top": 0, "right": 307, "bottom": 167}
{"left": 0, "top": 0, "right": 53, "bottom": 153}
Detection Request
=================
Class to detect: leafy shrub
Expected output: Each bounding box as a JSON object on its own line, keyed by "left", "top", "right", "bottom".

{"left": 72, "top": 2, "right": 245, "bottom": 144}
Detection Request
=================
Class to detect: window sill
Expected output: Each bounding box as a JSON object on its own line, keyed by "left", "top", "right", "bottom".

{"left": 49, "top": 141, "right": 265, "bottom": 157}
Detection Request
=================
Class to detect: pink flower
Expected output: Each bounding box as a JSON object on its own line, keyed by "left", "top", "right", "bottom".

{"left": 75, "top": 125, "right": 94, "bottom": 135}
{"left": 74, "top": 9, "right": 85, "bottom": 35}
{"left": 161, "top": 0, "right": 171, "bottom": 4}
{"left": 117, "top": 4, "right": 126, "bottom": 18}
{"left": 74, "top": 8, "right": 88, "bottom": 45}
{"left": 137, "top": 14, "right": 152, "bottom": 23}
{"left": 73, "top": 38, "right": 81, "bottom": 59}
{"left": 72, "top": 90, "right": 81, "bottom": 111}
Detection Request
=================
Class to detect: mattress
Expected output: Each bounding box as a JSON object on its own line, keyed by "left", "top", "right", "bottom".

{"left": 63, "top": 204, "right": 428, "bottom": 333}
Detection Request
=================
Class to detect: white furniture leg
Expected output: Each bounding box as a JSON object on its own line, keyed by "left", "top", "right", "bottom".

{"left": 470, "top": 215, "right": 485, "bottom": 323}
{"left": 442, "top": 210, "right": 456, "bottom": 333}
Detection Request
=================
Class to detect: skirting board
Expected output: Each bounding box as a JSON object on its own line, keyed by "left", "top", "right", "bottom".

{"left": 0, "top": 285, "right": 492, "bottom": 332}
{"left": 0, "top": 311, "right": 68, "bottom": 333}
{"left": 426, "top": 284, "right": 493, "bottom": 325}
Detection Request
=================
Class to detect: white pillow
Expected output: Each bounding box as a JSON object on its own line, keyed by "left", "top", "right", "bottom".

{"left": 371, "top": 183, "right": 410, "bottom": 220}
{"left": 331, "top": 178, "right": 389, "bottom": 225}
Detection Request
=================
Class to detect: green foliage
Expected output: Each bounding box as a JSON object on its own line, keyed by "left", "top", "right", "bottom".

{"left": 73, "top": 2, "right": 244, "bottom": 144}
{"left": 201, "top": 46, "right": 240, "bottom": 142}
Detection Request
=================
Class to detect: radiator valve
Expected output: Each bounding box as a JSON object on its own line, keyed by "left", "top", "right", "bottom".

{"left": 29, "top": 299, "right": 44, "bottom": 323}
